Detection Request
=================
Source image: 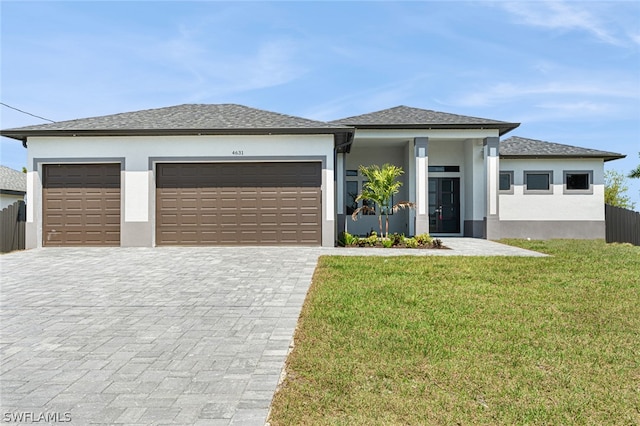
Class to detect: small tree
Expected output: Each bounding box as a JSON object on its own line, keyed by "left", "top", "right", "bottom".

{"left": 605, "top": 170, "right": 636, "bottom": 209}
{"left": 351, "top": 164, "right": 414, "bottom": 238}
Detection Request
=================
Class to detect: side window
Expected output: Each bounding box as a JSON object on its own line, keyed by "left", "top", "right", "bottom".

{"left": 564, "top": 171, "right": 593, "bottom": 194}
{"left": 346, "top": 181, "right": 358, "bottom": 215}
{"left": 499, "top": 171, "right": 514, "bottom": 194}
{"left": 345, "top": 170, "right": 376, "bottom": 216}
{"left": 524, "top": 171, "right": 553, "bottom": 194}
{"left": 361, "top": 181, "right": 376, "bottom": 215}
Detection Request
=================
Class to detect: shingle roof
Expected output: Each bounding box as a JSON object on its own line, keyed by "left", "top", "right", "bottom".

{"left": 331, "top": 105, "right": 520, "bottom": 135}
{"left": 0, "top": 165, "right": 26, "bottom": 193}
{"left": 0, "top": 104, "right": 353, "bottom": 141}
{"left": 501, "top": 136, "right": 625, "bottom": 162}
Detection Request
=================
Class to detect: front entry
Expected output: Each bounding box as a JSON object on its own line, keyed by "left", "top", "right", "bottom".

{"left": 428, "top": 177, "right": 460, "bottom": 233}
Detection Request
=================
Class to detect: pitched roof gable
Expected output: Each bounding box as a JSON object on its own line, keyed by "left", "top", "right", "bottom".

{"left": 331, "top": 105, "right": 520, "bottom": 135}
{"left": 501, "top": 136, "right": 625, "bottom": 162}
{"left": 1, "top": 104, "right": 353, "bottom": 141}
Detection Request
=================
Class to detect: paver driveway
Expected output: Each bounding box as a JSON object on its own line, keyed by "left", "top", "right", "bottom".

{"left": 0, "top": 247, "right": 321, "bottom": 425}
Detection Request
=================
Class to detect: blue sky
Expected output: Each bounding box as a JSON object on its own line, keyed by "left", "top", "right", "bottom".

{"left": 1, "top": 1, "right": 639, "bottom": 207}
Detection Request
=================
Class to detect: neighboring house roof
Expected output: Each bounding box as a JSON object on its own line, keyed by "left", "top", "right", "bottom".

{"left": 0, "top": 104, "right": 354, "bottom": 142}
{"left": 501, "top": 136, "right": 625, "bottom": 162}
{"left": 0, "top": 165, "right": 26, "bottom": 194}
{"left": 331, "top": 105, "right": 520, "bottom": 136}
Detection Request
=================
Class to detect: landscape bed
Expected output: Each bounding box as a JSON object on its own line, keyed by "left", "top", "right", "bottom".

{"left": 339, "top": 232, "right": 446, "bottom": 249}
{"left": 268, "top": 240, "right": 640, "bottom": 425}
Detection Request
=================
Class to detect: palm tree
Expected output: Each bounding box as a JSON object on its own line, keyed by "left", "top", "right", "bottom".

{"left": 629, "top": 153, "right": 640, "bottom": 179}
{"left": 351, "top": 163, "right": 415, "bottom": 238}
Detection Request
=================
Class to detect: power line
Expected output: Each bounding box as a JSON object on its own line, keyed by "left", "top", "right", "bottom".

{"left": 1, "top": 102, "right": 55, "bottom": 123}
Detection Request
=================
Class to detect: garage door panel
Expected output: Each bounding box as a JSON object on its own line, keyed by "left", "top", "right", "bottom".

{"left": 43, "top": 164, "right": 121, "bottom": 246}
{"left": 156, "top": 162, "right": 321, "bottom": 245}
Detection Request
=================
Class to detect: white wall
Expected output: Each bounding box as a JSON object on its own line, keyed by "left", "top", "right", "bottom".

{"left": 0, "top": 193, "right": 24, "bottom": 210}
{"left": 499, "top": 158, "right": 605, "bottom": 221}
{"left": 27, "top": 134, "right": 334, "bottom": 170}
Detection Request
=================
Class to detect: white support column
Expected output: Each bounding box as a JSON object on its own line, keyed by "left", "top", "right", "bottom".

{"left": 336, "top": 152, "right": 347, "bottom": 235}
{"left": 121, "top": 170, "right": 154, "bottom": 247}
{"left": 336, "top": 153, "right": 345, "bottom": 215}
{"left": 484, "top": 137, "right": 500, "bottom": 239}
{"left": 414, "top": 137, "right": 429, "bottom": 235}
{"left": 25, "top": 170, "right": 40, "bottom": 249}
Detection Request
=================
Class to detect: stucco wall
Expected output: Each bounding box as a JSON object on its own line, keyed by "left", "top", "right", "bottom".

{"left": 499, "top": 158, "right": 605, "bottom": 221}
{"left": 0, "top": 193, "right": 24, "bottom": 210}
{"left": 26, "top": 134, "right": 336, "bottom": 248}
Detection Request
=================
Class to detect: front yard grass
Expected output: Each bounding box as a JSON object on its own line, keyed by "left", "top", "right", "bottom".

{"left": 269, "top": 240, "right": 640, "bottom": 425}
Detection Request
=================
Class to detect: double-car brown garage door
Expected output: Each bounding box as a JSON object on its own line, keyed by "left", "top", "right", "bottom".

{"left": 156, "top": 162, "right": 322, "bottom": 245}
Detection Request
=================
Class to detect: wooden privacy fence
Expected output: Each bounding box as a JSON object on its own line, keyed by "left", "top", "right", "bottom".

{"left": 605, "top": 204, "right": 640, "bottom": 246}
{"left": 1, "top": 200, "right": 26, "bottom": 253}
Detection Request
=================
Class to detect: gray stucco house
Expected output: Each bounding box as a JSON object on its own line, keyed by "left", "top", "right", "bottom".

{"left": 0, "top": 104, "right": 624, "bottom": 247}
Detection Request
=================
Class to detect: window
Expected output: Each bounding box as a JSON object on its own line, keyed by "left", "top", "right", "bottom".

{"left": 345, "top": 178, "right": 375, "bottom": 216}
{"left": 564, "top": 171, "right": 593, "bottom": 194}
{"left": 346, "top": 169, "right": 358, "bottom": 177}
{"left": 524, "top": 171, "right": 553, "bottom": 194}
{"left": 499, "top": 171, "right": 514, "bottom": 194}
{"left": 361, "top": 181, "right": 376, "bottom": 215}
{"left": 346, "top": 181, "right": 358, "bottom": 215}
{"left": 428, "top": 165, "right": 460, "bottom": 172}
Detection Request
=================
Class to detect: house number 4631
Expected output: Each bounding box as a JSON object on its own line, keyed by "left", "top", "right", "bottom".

{"left": 232, "top": 150, "right": 244, "bottom": 156}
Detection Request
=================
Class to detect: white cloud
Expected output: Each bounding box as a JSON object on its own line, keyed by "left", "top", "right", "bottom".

{"left": 302, "top": 74, "right": 433, "bottom": 121}
{"left": 497, "top": 1, "right": 625, "bottom": 46}
{"left": 452, "top": 80, "right": 637, "bottom": 108}
{"left": 534, "top": 100, "right": 612, "bottom": 114}
{"left": 156, "top": 19, "right": 307, "bottom": 101}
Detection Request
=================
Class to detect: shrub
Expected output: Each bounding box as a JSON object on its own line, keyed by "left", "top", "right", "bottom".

{"left": 381, "top": 238, "right": 393, "bottom": 248}
{"left": 347, "top": 232, "right": 360, "bottom": 247}
{"left": 338, "top": 231, "right": 360, "bottom": 247}
{"left": 365, "top": 232, "right": 379, "bottom": 247}
{"left": 390, "top": 233, "right": 403, "bottom": 246}
{"left": 404, "top": 237, "right": 418, "bottom": 248}
{"left": 414, "top": 233, "right": 432, "bottom": 247}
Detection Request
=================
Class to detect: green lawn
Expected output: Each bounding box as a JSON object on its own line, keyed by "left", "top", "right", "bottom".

{"left": 268, "top": 240, "right": 640, "bottom": 425}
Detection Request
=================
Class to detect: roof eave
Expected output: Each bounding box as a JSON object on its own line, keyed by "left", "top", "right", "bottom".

{"left": 0, "top": 189, "right": 26, "bottom": 196}
{"left": 337, "top": 122, "right": 520, "bottom": 136}
{"left": 500, "top": 154, "right": 626, "bottom": 162}
{"left": 1, "top": 127, "right": 355, "bottom": 141}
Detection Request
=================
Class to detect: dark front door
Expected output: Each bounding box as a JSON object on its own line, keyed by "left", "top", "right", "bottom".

{"left": 428, "top": 178, "right": 460, "bottom": 233}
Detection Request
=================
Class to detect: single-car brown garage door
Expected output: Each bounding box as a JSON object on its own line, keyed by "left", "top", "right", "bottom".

{"left": 43, "top": 164, "right": 121, "bottom": 246}
{"left": 156, "top": 162, "right": 322, "bottom": 245}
